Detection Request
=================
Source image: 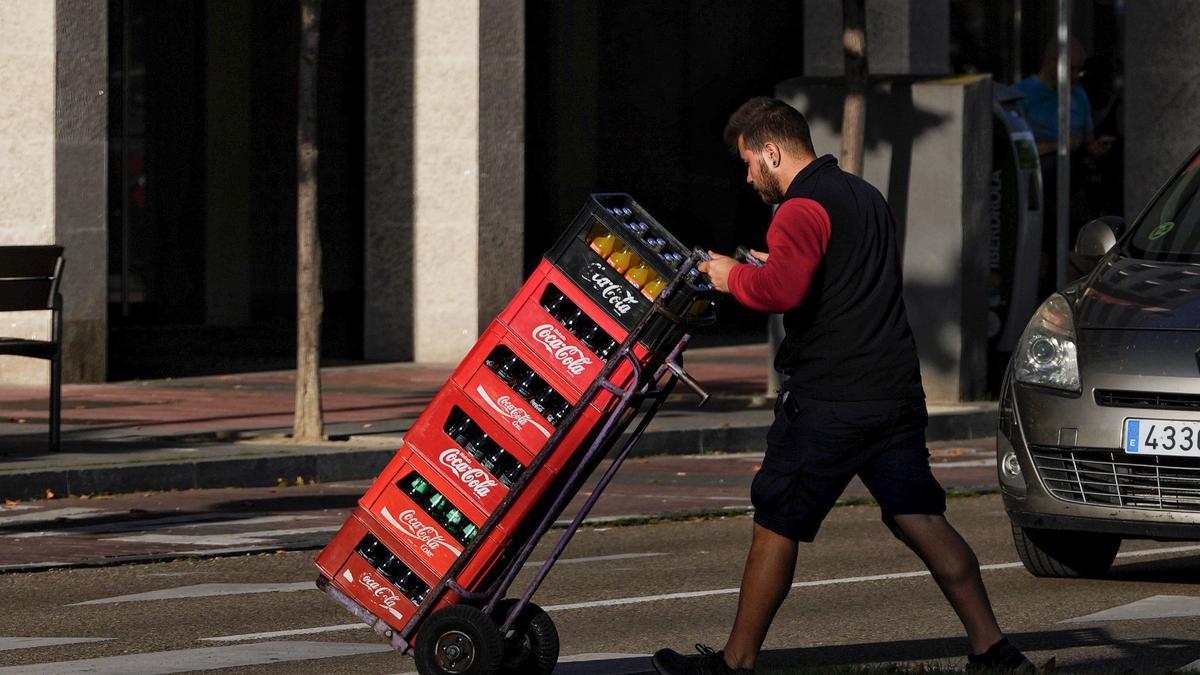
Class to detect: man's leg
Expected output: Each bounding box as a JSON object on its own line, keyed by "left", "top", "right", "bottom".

{"left": 890, "top": 513, "right": 1003, "bottom": 654}
{"left": 721, "top": 523, "right": 799, "bottom": 669}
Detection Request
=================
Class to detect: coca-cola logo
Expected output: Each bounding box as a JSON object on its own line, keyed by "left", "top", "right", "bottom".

{"left": 439, "top": 447, "right": 500, "bottom": 497}
{"left": 532, "top": 324, "right": 593, "bottom": 376}
{"left": 380, "top": 506, "right": 462, "bottom": 558}
{"left": 475, "top": 385, "right": 551, "bottom": 438}
{"left": 582, "top": 262, "right": 640, "bottom": 315}
{"left": 360, "top": 571, "right": 407, "bottom": 620}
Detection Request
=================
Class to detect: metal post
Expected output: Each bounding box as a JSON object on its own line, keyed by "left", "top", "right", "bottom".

{"left": 1055, "top": 0, "right": 1071, "bottom": 290}
{"left": 1011, "top": 0, "right": 1022, "bottom": 83}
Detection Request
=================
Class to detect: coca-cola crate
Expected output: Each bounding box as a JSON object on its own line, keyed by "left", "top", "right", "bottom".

{"left": 316, "top": 508, "right": 449, "bottom": 631}
{"left": 544, "top": 193, "right": 716, "bottom": 338}
{"left": 450, "top": 322, "right": 612, "bottom": 447}
{"left": 361, "top": 445, "right": 501, "bottom": 578}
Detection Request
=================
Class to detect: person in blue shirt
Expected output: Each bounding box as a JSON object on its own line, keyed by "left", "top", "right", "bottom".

{"left": 1015, "top": 38, "right": 1113, "bottom": 159}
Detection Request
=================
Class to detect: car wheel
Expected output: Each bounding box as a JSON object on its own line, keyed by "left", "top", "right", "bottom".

{"left": 1011, "top": 522, "right": 1120, "bottom": 578}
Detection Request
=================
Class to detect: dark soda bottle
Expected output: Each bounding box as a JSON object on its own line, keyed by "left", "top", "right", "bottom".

{"left": 499, "top": 459, "right": 524, "bottom": 488}
{"left": 379, "top": 554, "right": 407, "bottom": 582}
{"left": 495, "top": 353, "right": 523, "bottom": 383}
{"left": 545, "top": 398, "right": 571, "bottom": 427}
{"left": 481, "top": 442, "right": 505, "bottom": 473}
{"left": 579, "top": 322, "right": 603, "bottom": 353}
{"left": 466, "top": 430, "right": 491, "bottom": 461}
{"left": 512, "top": 369, "right": 543, "bottom": 400}
{"left": 596, "top": 337, "right": 618, "bottom": 361}
{"left": 541, "top": 291, "right": 568, "bottom": 319}
{"left": 559, "top": 307, "right": 584, "bottom": 333}
{"left": 356, "top": 535, "right": 389, "bottom": 567}
{"left": 529, "top": 386, "right": 553, "bottom": 415}
{"left": 445, "top": 411, "right": 474, "bottom": 448}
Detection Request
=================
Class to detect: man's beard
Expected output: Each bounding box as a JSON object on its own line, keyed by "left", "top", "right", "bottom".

{"left": 755, "top": 157, "right": 785, "bottom": 204}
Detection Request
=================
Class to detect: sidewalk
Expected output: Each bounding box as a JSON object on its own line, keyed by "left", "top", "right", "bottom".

{"left": 0, "top": 344, "right": 997, "bottom": 501}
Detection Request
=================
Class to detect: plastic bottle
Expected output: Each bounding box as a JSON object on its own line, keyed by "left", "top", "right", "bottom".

{"left": 642, "top": 276, "right": 668, "bottom": 300}
{"left": 607, "top": 244, "right": 635, "bottom": 274}
{"left": 588, "top": 224, "right": 617, "bottom": 258}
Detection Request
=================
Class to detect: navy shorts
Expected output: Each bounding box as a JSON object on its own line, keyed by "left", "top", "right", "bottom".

{"left": 750, "top": 393, "right": 946, "bottom": 542}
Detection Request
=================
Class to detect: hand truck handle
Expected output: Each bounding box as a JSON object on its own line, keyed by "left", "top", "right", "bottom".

{"left": 664, "top": 359, "right": 710, "bottom": 406}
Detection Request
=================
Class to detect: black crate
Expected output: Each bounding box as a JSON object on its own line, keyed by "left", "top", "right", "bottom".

{"left": 546, "top": 193, "right": 715, "bottom": 339}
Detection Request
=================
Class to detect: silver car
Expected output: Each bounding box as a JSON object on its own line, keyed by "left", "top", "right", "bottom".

{"left": 999, "top": 147, "right": 1200, "bottom": 577}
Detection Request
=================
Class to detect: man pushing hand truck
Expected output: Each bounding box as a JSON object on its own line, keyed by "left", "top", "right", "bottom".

{"left": 651, "top": 97, "right": 1035, "bottom": 675}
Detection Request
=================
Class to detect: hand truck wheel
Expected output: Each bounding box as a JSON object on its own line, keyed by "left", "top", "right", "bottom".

{"left": 493, "top": 599, "right": 559, "bottom": 675}
{"left": 415, "top": 605, "right": 504, "bottom": 675}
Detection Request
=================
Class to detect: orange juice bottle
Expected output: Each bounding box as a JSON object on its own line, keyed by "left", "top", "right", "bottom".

{"left": 625, "top": 262, "right": 654, "bottom": 289}
{"left": 607, "top": 244, "right": 635, "bottom": 274}
{"left": 588, "top": 224, "right": 617, "bottom": 258}
{"left": 642, "top": 275, "right": 667, "bottom": 300}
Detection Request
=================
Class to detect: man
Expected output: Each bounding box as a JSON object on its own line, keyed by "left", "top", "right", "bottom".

{"left": 1015, "top": 38, "right": 1113, "bottom": 158}
{"left": 651, "top": 98, "right": 1032, "bottom": 675}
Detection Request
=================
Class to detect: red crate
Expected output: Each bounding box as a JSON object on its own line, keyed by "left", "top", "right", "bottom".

{"left": 316, "top": 509, "right": 450, "bottom": 631}
{"left": 449, "top": 324, "right": 610, "bottom": 455}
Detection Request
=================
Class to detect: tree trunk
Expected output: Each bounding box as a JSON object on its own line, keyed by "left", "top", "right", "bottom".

{"left": 294, "top": 0, "right": 324, "bottom": 442}
{"left": 840, "top": 0, "right": 868, "bottom": 177}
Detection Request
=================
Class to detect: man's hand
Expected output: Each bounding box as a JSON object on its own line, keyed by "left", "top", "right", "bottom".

{"left": 698, "top": 250, "right": 737, "bottom": 293}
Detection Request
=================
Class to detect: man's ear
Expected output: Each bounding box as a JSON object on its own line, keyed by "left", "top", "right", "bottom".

{"left": 763, "top": 141, "right": 781, "bottom": 168}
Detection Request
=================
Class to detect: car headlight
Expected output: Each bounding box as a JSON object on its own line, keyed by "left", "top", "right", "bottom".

{"left": 1013, "top": 294, "right": 1080, "bottom": 392}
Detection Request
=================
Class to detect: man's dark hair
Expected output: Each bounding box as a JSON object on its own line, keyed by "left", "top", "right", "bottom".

{"left": 723, "top": 97, "right": 815, "bottom": 157}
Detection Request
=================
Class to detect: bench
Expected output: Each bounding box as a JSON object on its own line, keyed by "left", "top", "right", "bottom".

{"left": 0, "top": 246, "right": 64, "bottom": 451}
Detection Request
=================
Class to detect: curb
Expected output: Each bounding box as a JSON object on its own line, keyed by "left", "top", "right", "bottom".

{"left": 0, "top": 408, "right": 996, "bottom": 502}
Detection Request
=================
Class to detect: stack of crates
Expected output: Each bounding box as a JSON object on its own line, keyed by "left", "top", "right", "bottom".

{"left": 315, "top": 193, "right": 715, "bottom": 638}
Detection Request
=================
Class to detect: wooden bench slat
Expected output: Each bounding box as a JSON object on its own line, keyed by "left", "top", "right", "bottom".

{"left": 0, "top": 279, "right": 54, "bottom": 311}
{"left": 0, "top": 246, "right": 63, "bottom": 278}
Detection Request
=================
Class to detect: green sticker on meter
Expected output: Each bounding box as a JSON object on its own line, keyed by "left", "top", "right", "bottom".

{"left": 1149, "top": 221, "right": 1176, "bottom": 240}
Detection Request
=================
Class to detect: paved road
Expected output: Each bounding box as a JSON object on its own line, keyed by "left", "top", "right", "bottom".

{"left": 2, "top": 494, "right": 1200, "bottom": 674}
{"left": 0, "top": 444, "right": 997, "bottom": 571}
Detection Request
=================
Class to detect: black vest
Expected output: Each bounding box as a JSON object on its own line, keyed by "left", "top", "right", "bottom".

{"left": 776, "top": 155, "right": 924, "bottom": 401}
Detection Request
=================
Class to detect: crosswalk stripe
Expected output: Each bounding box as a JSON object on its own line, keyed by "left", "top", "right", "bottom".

{"left": 101, "top": 526, "right": 339, "bottom": 547}
{"left": 201, "top": 623, "right": 366, "bottom": 642}
{"left": 0, "top": 508, "right": 102, "bottom": 525}
{"left": 70, "top": 582, "right": 315, "bottom": 606}
{"left": 0, "top": 637, "right": 112, "bottom": 652}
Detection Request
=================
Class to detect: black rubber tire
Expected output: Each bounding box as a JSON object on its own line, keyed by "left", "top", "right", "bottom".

{"left": 493, "top": 599, "right": 559, "bottom": 675}
{"left": 1011, "top": 522, "right": 1120, "bottom": 578}
{"left": 415, "top": 605, "right": 504, "bottom": 675}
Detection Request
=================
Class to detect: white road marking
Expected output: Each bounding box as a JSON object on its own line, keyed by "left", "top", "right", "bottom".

{"left": 102, "top": 525, "right": 339, "bottom": 546}
{"left": 5, "top": 512, "right": 288, "bottom": 538}
{"left": 69, "top": 582, "right": 315, "bottom": 606}
{"left": 201, "top": 623, "right": 366, "bottom": 642}
{"left": 522, "top": 552, "right": 666, "bottom": 568}
{"left": 177, "top": 514, "right": 323, "bottom": 529}
{"left": 0, "top": 637, "right": 112, "bottom": 651}
{"left": 393, "top": 653, "right": 652, "bottom": 675}
{"left": 1181, "top": 657, "right": 1200, "bottom": 672}
{"left": 0, "top": 640, "right": 392, "bottom": 674}
{"left": 0, "top": 508, "right": 102, "bottom": 525}
{"left": 540, "top": 544, "right": 1200, "bottom": 613}
{"left": 1060, "top": 595, "right": 1200, "bottom": 623}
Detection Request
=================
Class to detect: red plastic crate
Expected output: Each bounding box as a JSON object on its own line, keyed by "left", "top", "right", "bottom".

{"left": 449, "top": 324, "right": 610, "bottom": 456}
{"left": 315, "top": 509, "right": 449, "bottom": 631}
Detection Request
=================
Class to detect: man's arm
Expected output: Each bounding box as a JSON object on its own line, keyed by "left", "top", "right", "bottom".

{"left": 724, "top": 198, "right": 831, "bottom": 313}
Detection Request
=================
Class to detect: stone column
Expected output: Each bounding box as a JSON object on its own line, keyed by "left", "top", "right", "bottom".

{"left": 0, "top": 1, "right": 107, "bottom": 385}
{"left": 1124, "top": 3, "right": 1200, "bottom": 218}
{"left": 364, "top": 0, "right": 525, "bottom": 363}
{"left": 778, "top": 75, "right": 993, "bottom": 401}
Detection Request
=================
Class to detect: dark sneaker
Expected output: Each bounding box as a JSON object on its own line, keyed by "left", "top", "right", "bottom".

{"left": 652, "top": 644, "right": 753, "bottom": 675}
{"left": 966, "top": 638, "right": 1036, "bottom": 673}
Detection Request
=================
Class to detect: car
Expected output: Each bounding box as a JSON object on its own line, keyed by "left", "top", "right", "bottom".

{"left": 998, "top": 146, "right": 1200, "bottom": 578}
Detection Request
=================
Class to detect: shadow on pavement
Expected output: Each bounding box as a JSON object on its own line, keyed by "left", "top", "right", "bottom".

{"left": 551, "top": 627, "right": 1200, "bottom": 673}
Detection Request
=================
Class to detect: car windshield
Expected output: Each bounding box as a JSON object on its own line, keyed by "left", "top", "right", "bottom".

{"left": 1124, "top": 150, "right": 1200, "bottom": 263}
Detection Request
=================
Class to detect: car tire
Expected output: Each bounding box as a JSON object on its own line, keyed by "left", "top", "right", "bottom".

{"left": 1010, "top": 522, "right": 1120, "bottom": 578}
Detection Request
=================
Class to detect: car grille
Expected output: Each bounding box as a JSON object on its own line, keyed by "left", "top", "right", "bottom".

{"left": 1095, "top": 389, "right": 1200, "bottom": 412}
{"left": 1030, "top": 446, "right": 1200, "bottom": 512}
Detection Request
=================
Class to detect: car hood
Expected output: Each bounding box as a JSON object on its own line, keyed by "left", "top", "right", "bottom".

{"left": 1075, "top": 255, "right": 1200, "bottom": 331}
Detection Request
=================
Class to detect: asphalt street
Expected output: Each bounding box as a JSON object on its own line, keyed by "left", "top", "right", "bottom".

{"left": 3, "top": 493, "right": 1200, "bottom": 674}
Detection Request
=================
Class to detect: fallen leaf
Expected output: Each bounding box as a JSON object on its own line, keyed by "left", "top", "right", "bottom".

{"left": 45, "top": 489, "right": 55, "bottom": 499}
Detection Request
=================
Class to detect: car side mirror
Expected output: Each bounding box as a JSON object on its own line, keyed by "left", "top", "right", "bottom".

{"left": 1074, "top": 215, "right": 1126, "bottom": 257}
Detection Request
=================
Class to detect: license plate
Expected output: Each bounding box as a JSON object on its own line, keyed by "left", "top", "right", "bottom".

{"left": 1123, "top": 418, "right": 1200, "bottom": 456}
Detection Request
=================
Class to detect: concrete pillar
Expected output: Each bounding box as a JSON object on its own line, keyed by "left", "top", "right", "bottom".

{"left": 364, "top": 0, "right": 524, "bottom": 363}
{"left": 55, "top": 0, "right": 108, "bottom": 381}
{"left": 803, "top": 0, "right": 950, "bottom": 77}
{"left": 1124, "top": 3, "right": 1200, "bottom": 219}
{"left": 0, "top": 1, "right": 106, "bottom": 385}
{"left": 204, "top": 0, "right": 252, "bottom": 326}
{"left": 778, "top": 75, "right": 993, "bottom": 402}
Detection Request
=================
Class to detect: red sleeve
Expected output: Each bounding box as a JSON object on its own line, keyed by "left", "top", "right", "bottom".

{"left": 727, "top": 198, "right": 831, "bottom": 313}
